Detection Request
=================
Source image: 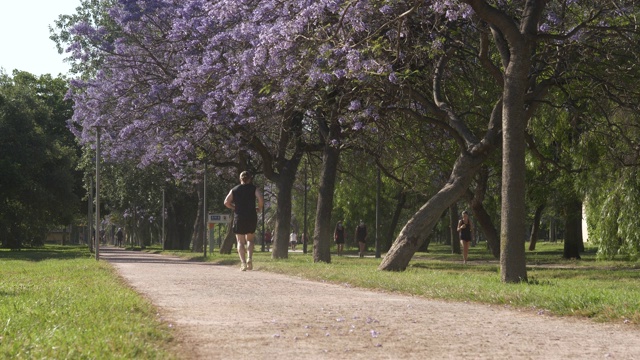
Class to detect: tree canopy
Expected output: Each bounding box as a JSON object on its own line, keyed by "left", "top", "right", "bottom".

{"left": 52, "top": 0, "right": 640, "bottom": 280}
{"left": 0, "top": 71, "right": 82, "bottom": 248}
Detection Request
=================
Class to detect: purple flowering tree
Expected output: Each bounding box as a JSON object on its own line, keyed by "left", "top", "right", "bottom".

{"left": 172, "top": 0, "right": 387, "bottom": 260}
{"left": 59, "top": 0, "right": 640, "bottom": 281}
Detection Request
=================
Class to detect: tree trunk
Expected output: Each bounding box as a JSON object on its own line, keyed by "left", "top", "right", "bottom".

{"left": 465, "top": 168, "right": 500, "bottom": 259}
{"left": 191, "top": 182, "right": 204, "bottom": 253}
{"left": 219, "top": 213, "right": 235, "bottom": 254}
{"left": 164, "top": 188, "right": 196, "bottom": 250}
{"left": 549, "top": 219, "right": 556, "bottom": 243}
{"left": 499, "top": 49, "right": 531, "bottom": 283}
{"left": 385, "top": 190, "right": 407, "bottom": 252}
{"left": 563, "top": 199, "right": 582, "bottom": 259}
{"left": 379, "top": 153, "right": 484, "bottom": 271}
{"left": 271, "top": 166, "right": 299, "bottom": 259}
{"left": 450, "top": 204, "right": 461, "bottom": 254}
{"left": 466, "top": 0, "right": 545, "bottom": 283}
{"left": 250, "top": 112, "right": 304, "bottom": 259}
{"left": 528, "top": 204, "right": 545, "bottom": 251}
{"left": 312, "top": 142, "right": 340, "bottom": 263}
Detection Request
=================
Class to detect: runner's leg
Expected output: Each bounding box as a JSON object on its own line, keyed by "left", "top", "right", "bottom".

{"left": 237, "top": 234, "right": 247, "bottom": 269}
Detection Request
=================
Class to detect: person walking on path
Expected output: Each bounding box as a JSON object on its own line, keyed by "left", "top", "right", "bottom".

{"left": 224, "top": 171, "right": 264, "bottom": 271}
{"left": 116, "top": 227, "right": 124, "bottom": 247}
{"left": 334, "top": 221, "right": 345, "bottom": 256}
{"left": 264, "top": 229, "right": 272, "bottom": 252}
{"left": 355, "top": 220, "right": 367, "bottom": 258}
{"left": 289, "top": 231, "right": 298, "bottom": 251}
{"left": 456, "top": 210, "right": 474, "bottom": 264}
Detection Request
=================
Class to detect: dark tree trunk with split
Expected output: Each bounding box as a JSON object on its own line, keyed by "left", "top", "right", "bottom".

{"left": 450, "top": 204, "right": 461, "bottom": 254}
{"left": 563, "top": 200, "right": 583, "bottom": 259}
{"left": 465, "top": 168, "right": 500, "bottom": 259}
{"left": 312, "top": 143, "right": 340, "bottom": 263}
{"left": 528, "top": 204, "right": 545, "bottom": 251}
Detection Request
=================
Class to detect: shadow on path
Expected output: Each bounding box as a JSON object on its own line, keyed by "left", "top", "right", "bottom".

{"left": 99, "top": 246, "right": 217, "bottom": 266}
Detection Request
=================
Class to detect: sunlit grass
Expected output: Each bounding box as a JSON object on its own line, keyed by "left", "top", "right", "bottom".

{"left": 164, "top": 241, "right": 640, "bottom": 327}
{"left": 0, "top": 246, "right": 176, "bottom": 359}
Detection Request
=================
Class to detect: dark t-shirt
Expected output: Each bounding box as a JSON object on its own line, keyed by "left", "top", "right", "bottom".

{"left": 334, "top": 225, "right": 345, "bottom": 243}
{"left": 356, "top": 224, "right": 367, "bottom": 242}
{"left": 459, "top": 220, "right": 472, "bottom": 241}
{"left": 231, "top": 183, "right": 258, "bottom": 234}
{"left": 231, "top": 184, "right": 257, "bottom": 216}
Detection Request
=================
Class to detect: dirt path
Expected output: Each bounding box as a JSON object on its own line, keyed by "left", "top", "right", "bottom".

{"left": 101, "top": 247, "right": 640, "bottom": 360}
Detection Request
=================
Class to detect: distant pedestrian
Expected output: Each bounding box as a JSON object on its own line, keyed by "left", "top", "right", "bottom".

{"left": 264, "top": 229, "right": 272, "bottom": 252}
{"left": 457, "top": 210, "right": 474, "bottom": 264}
{"left": 334, "top": 221, "right": 345, "bottom": 256}
{"left": 224, "top": 171, "right": 264, "bottom": 271}
{"left": 355, "top": 220, "right": 367, "bottom": 258}
{"left": 116, "top": 227, "right": 124, "bottom": 247}
{"left": 290, "top": 231, "right": 298, "bottom": 251}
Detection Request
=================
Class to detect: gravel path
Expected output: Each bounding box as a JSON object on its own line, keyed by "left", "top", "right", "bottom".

{"left": 101, "top": 247, "right": 640, "bottom": 360}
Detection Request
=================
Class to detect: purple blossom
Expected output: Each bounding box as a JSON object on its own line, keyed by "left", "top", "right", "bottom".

{"left": 348, "top": 100, "right": 361, "bottom": 111}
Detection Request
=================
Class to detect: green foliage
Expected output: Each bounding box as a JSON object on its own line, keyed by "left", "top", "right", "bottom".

{"left": 0, "top": 246, "right": 176, "bottom": 359}
{"left": 585, "top": 168, "right": 640, "bottom": 260}
{"left": 0, "top": 71, "right": 82, "bottom": 248}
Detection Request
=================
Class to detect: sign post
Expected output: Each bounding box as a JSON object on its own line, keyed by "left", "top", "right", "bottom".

{"left": 208, "top": 214, "right": 230, "bottom": 224}
{"left": 207, "top": 214, "right": 230, "bottom": 253}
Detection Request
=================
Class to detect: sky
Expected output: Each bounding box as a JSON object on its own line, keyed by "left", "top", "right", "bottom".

{"left": 0, "top": 0, "right": 81, "bottom": 77}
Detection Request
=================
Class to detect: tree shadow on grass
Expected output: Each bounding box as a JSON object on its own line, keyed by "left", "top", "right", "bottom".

{"left": 0, "top": 245, "right": 90, "bottom": 262}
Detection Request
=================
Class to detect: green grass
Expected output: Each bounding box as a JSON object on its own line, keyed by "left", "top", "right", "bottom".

{"left": 0, "top": 246, "right": 176, "bottom": 359}
{"left": 165, "top": 241, "right": 640, "bottom": 326}
{"left": 3, "top": 242, "right": 637, "bottom": 359}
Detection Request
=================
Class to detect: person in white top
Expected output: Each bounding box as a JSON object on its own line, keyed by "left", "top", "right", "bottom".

{"left": 289, "top": 231, "right": 298, "bottom": 251}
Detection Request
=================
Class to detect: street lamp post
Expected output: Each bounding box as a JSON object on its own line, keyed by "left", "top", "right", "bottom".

{"left": 162, "top": 188, "right": 165, "bottom": 250}
{"left": 203, "top": 164, "right": 207, "bottom": 257}
{"left": 303, "top": 159, "right": 308, "bottom": 254}
{"left": 375, "top": 167, "right": 381, "bottom": 258}
{"left": 94, "top": 126, "right": 102, "bottom": 261}
{"left": 88, "top": 176, "right": 93, "bottom": 252}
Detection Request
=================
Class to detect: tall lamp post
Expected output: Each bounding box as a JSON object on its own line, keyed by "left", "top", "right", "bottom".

{"left": 162, "top": 187, "right": 165, "bottom": 250}
{"left": 303, "top": 159, "right": 308, "bottom": 254}
{"left": 88, "top": 176, "right": 93, "bottom": 252}
{"left": 375, "top": 167, "right": 381, "bottom": 258}
{"left": 94, "top": 126, "right": 102, "bottom": 261}
{"left": 203, "top": 164, "right": 207, "bottom": 257}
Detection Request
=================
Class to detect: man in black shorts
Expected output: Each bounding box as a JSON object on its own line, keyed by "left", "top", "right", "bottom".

{"left": 224, "top": 171, "right": 264, "bottom": 271}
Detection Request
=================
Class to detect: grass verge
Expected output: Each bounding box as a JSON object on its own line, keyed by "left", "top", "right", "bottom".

{"left": 0, "top": 245, "right": 176, "bottom": 359}
{"left": 164, "top": 241, "right": 640, "bottom": 327}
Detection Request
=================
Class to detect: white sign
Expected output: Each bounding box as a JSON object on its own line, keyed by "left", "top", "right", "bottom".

{"left": 208, "top": 214, "right": 230, "bottom": 224}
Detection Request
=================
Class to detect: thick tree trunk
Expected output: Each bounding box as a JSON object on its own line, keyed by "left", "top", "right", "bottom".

{"left": 563, "top": 199, "right": 582, "bottom": 259}
{"left": 250, "top": 112, "right": 304, "bottom": 259}
{"left": 272, "top": 166, "right": 299, "bottom": 259}
{"left": 528, "top": 204, "right": 545, "bottom": 251}
{"left": 163, "top": 188, "right": 197, "bottom": 250}
{"left": 449, "top": 204, "right": 461, "bottom": 254}
{"left": 467, "top": 0, "right": 545, "bottom": 283}
{"left": 312, "top": 143, "right": 340, "bottom": 263}
{"left": 379, "top": 154, "right": 484, "bottom": 271}
{"left": 499, "top": 54, "right": 531, "bottom": 283}
{"left": 219, "top": 213, "right": 235, "bottom": 254}
{"left": 500, "top": 97, "right": 528, "bottom": 281}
